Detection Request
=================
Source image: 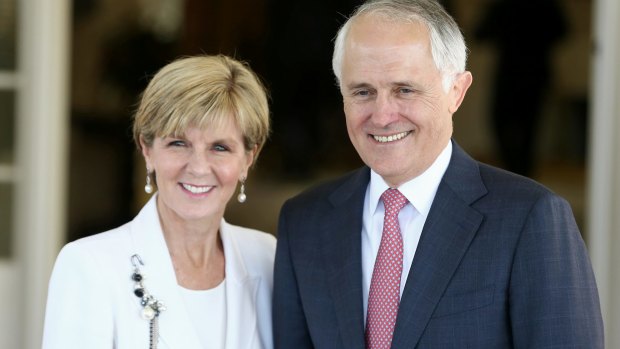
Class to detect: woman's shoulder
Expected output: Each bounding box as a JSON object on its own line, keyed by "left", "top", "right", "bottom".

{"left": 56, "top": 222, "right": 133, "bottom": 267}
{"left": 66, "top": 222, "right": 131, "bottom": 249}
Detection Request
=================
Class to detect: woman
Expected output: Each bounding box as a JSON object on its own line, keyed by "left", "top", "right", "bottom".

{"left": 42, "top": 55, "right": 274, "bottom": 349}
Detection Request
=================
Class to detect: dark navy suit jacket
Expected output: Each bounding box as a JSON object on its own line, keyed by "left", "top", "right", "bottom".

{"left": 273, "top": 141, "right": 603, "bottom": 348}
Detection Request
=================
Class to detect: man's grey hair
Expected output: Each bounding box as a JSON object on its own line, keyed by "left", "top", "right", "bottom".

{"left": 332, "top": 0, "right": 468, "bottom": 91}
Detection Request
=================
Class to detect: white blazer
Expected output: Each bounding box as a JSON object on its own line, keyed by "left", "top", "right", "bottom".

{"left": 42, "top": 195, "right": 276, "bottom": 349}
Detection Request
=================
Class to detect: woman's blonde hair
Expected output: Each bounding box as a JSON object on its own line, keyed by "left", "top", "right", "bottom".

{"left": 133, "top": 54, "right": 270, "bottom": 159}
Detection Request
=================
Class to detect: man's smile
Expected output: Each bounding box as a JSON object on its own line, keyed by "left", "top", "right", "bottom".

{"left": 371, "top": 130, "right": 412, "bottom": 143}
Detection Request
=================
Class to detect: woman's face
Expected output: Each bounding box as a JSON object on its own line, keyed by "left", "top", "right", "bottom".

{"left": 141, "top": 119, "right": 255, "bottom": 224}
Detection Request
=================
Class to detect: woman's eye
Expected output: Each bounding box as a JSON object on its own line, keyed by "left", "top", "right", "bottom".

{"left": 168, "top": 140, "right": 186, "bottom": 147}
{"left": 213, "top": 144, "right": 229, "bottom": 152}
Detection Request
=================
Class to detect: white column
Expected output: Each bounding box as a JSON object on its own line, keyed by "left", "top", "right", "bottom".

{"left": 588, "top": 0, "right": 620, "bottom": 347}
{"left": 15, "top": 0, "right": 70, "bottom": 347}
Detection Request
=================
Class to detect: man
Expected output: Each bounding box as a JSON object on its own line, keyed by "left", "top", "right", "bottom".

{"left": 273, "top": 0, "right": 604, "bottom": 348}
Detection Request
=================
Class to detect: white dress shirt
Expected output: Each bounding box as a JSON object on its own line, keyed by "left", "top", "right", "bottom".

{"left": 361, "top": 141, "right": 452, "bottom": 321}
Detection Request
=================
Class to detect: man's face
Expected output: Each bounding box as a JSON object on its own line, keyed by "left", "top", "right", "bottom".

{"left": 340, "top": 14, "right": 471, "bottom": 187}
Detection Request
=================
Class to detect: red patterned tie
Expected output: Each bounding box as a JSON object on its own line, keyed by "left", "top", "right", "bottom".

{"left": 365, "top": 188, "right": 409, "bottom": 349}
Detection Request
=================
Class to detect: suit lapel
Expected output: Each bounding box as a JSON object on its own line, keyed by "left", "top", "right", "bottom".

{"left": 128, "top": 195, "right": 204, "bottom": 348}
{"left": 130, "top": 199, "right": 263, "bottom": 349}
{"left": 322, "top": 168, "right": 370, "bottom": 349}
{"left": 392, "top": 142, "right": 487, "bottom": 348}
{"left": 220, "top": 220, "right": 261, "bottom": 349}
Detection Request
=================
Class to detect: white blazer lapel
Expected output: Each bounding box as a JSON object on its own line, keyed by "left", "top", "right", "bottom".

{"left": 128, "top": 195, "right": 203, "bottom": 348}
{"left": 221, "top": 220, "right": 261, "bottom": 349}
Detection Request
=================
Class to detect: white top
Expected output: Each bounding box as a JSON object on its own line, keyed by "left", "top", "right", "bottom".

{"left": 361, "top": 141, "right": 452, "bottom": 321}
{"left": 180, "top": 280, "right": 228, "bottom": 349}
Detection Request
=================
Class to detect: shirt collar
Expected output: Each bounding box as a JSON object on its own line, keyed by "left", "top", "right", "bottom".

{"left": 368, "top": 141, "right": 452, "bottom": 216}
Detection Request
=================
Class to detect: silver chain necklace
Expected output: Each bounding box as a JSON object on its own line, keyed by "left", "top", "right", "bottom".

{"left": 131, "top": 254, "right": 167, "bottom": 349}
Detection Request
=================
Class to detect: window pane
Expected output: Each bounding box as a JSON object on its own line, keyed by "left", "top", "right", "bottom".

{"left": 0, "top": 90, "right": 14, "bottom": 163}
{"left": 0, "top": 0, "right": 16, "bottom": 70}
{"left": 0, "top": 183, "right": 12, "bottom": 258}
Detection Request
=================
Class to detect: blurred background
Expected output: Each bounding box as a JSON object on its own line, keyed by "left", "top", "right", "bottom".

{"left": 1, "top": 0, "right": 619, "bottom": 347}
{"left": 65, "top": 0, "right": 591, "bottom": 240}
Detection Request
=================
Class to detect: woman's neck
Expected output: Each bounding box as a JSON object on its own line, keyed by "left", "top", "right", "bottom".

{"left": 156, "top": 199, "right": 226, "bottom": 290}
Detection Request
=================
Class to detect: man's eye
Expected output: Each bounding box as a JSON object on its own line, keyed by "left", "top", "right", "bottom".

{"left": 353, "top": 89, "right": 372, "bottom": 98}
{"left": 398, "top": 87, "right": 414, "bottom": 94}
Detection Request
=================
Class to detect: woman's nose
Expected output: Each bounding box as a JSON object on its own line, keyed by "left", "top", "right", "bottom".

{"left": 186, "top": 150, "right": 211, "bottom": 175}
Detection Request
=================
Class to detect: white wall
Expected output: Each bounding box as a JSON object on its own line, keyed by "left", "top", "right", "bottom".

{"left": 588, "top": 0, "right": 620, "bottom": 346}
{"left": 10, "top": 0, "right": 70, "bottom": 347}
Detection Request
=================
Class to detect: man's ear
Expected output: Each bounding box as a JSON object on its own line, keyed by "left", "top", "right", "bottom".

{"left": 448, "top": 71, "right": 473, "bottom": 114}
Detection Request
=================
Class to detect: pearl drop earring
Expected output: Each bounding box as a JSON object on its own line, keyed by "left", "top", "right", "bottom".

{"left": 237, "top": 177, "right": 247, "bottom": 203}
{"left": 144, "top": 168, "right": 153, "bottom": 194}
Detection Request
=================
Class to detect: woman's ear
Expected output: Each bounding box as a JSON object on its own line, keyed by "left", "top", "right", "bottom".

{"left": 139, "top": 135, "right": 152, "bottom": 168}
{"left": 448, "top": 71, "right": 473, "bottom": 114}
{"left": 245, "top": 144, "right": 258, "bottom": 170}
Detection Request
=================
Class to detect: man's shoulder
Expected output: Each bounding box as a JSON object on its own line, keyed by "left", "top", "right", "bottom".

{"left": 466, "top": 161, "right": 568, "bottom": 211}
{"left": 449, "top": 141, "right": 552, "bottom": 196}
{"left": 477, "top": 162, "right": 552, "bottom": 194}
{"left": 284, "top": 167, "right": 369, "bottom": 209}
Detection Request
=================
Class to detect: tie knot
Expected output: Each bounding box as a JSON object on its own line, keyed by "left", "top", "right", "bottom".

{"left": 381, "top": 188, "right": 408, "bottom": 216}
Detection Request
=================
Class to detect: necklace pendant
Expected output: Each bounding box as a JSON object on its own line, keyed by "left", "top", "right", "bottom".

{"left": 142, "top": 305, "right": 156, "bottom": 320}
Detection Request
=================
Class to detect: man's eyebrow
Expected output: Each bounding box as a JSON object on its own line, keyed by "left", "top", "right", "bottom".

{"left": 345, "top": 82, "right": 373, "bottom": 90}
{"left": 392, "top": 80, "right": 415, "bottom": 86}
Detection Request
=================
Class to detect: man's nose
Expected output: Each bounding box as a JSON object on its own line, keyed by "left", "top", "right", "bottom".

{"left": 371, "top": 93, "right": 399, "bottom": 127}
